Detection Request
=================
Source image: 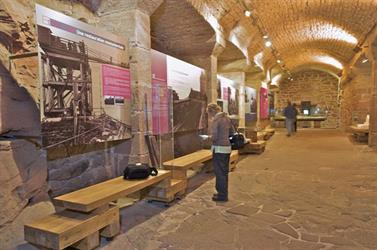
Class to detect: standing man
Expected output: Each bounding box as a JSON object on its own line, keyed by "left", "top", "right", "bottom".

{"left": 207, "top": 103, "right": 235, "bottom": 202}
{"left": 293, "top": 103, "right": 299, "bottom": 133}
{"left": 283, "top": 101, "right": 296, "bottom": 137}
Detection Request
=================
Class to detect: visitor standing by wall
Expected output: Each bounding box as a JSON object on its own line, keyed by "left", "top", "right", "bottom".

{"left": 284, "top": 101, "right": 296, "bottom": 136}
{"left": 293, "top": 103, "right": 299, "bottom": 132}
{"left": 207, "top": 103, "right": 235, "bottom": 202}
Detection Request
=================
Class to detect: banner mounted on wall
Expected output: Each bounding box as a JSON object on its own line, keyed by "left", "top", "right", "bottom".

{"left": 260, "top": 87, "right": 269, "bottom": 119}
{"left": 245, "top": 86, "right": 257, "bottom": 125}
{"left": 36, "top": 4, "right": 131, "bottom": 148}
{"left": 151, "top": 49, "right": 207, "bottom": 134}
{"left": 217, "top": 75, "right": 239, "bottom": 117}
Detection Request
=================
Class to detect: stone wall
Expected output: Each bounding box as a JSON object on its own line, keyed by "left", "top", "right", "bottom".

{"left": 276, "top": 70, "right": 340, "bottom": 128}
{"left": 0, "top": 0, "right": 135, "bottom": 247}
{"left": 339, "top": 63, "right": 372, "bottom": 130}
{"left": 0, "top": 64, "right": 55, "bottom": 249}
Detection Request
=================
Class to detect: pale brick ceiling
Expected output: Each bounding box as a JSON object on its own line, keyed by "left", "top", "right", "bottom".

{"left": 80, "top": 0, "right": 377, "bottom": 77}
{"left": 188, "top": 0, "right": 377, "bottom": 76}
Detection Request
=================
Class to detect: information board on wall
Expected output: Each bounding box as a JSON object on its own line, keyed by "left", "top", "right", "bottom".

{"left": 260, "top": 87, "right": 269, "bottom": 119}
{"left": 151, "top": 49, "right": 207, "bottom": 134}
{"left": 36, "top": 4, "right": 131, "bottom": 148}
{"left": 217, "top": 75, "right": 239, "bottom": 116}
{"left": 245, "top": 86, "right": 257, "bottom": 125}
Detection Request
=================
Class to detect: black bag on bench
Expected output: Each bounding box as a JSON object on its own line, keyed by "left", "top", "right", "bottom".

{"left": 123, "top": 163, "right": 158, "bottom": 180}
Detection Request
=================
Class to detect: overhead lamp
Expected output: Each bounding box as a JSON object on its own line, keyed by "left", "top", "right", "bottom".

{"left": 277, "top": 59, "right": 281, "bottom": 64}
{"left": 362, "top": 58, "right": 369, "bottom": 64}
{"left": 263, "top": 35, "right": 268, "bottom": 39}
{"left": 244, "top": 10, "right": 251, "bottom": 17}
{"left": 265, "top": 40, "right": 272, "bottom": 47}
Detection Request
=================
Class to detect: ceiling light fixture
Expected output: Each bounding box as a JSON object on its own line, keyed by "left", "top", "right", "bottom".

{"left": 362, "top": 58, "right": 369, "bottom": 64}
{"left": 277, "top": 59, "right": 281, "bottom": 64}
{"left": 263, "top": 35, "right": 268, "bottom": 39}
{"left": 244, "top": 10, "right": 251, "bottom": 17}
{"left": 265, "top": 40, "right": 272, "bottom": 47}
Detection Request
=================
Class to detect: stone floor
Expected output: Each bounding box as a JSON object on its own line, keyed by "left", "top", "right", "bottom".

{"left": 100, "top": 129, "right": 377, "bottom": 250}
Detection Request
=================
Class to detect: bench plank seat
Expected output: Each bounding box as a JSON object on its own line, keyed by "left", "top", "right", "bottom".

{"left": 24, "top": 205, "right": 119, "bottom": 250}
{"left": 54, "top": 170, "right": 171, "bottom": 212}
{"left": 163, "top": 149, "right": 212, "bottom": 170}
{"left": 350, "top": 125, "right": 369, "bottom": 134}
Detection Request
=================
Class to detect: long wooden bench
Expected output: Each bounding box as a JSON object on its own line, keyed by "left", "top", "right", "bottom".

{"left": 349, "top": 125, "right": 369, "bottom": 142}
{"left": 25, "top": 170, "right": 171, "bottom": 250}
{"left": 159, "top": 149, "right": 239, "bottom": 199}
{"left": 239, "top": 140, "right": 266, "bottom": 154}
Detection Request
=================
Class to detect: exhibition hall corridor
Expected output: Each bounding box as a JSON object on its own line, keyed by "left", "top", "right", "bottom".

{"left": 102, "top": 129, "right": 377, "bottom": 250}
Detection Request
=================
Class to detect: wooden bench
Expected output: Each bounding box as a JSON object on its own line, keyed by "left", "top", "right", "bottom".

{"left": 229, "top": 150, "right": 239, "bottom": 171}
{"left": 257, "top": 131, "right": 269, "bottom": 141}
{"left": 25, "top": 170, "right": 171, "bottom": 249}
{"left": 263, "top": 128, "right": 275, "bottom": 139}
{"left": 349, "top": 125, "right": 369, "bottom": 142}
{"left": 239, "top": 140, "right": 266, "bottom": 155}
{"left": 161, "top": 149, "right": 239, "bottom": 197}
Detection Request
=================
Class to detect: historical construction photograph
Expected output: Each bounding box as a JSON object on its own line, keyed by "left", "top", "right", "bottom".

{"left": 36, "top": 4, "right": 132, "bottom": 148}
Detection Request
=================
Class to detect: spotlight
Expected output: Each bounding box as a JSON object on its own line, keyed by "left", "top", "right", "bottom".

{"left": 265, "top": 41, "right": 272, "bottom": 47}
{"left": 244, "top": 10, "right": 251, "bottom": 17}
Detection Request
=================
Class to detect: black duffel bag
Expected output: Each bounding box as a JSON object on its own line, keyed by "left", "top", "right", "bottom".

{"left": 123, "top": 163, "right": 158, "bottom": 180}
{"left": 229, "top": 133, "right": 246, "bottom": 150}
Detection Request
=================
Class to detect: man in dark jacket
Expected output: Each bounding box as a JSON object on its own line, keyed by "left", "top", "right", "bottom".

{"left": 207, "top": 103, "right": 235, "bottom": 202}
{"left": 283, "top": 101, "right": 297, "bottom": 136}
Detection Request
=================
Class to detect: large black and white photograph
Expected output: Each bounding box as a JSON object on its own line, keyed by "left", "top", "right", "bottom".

{"left": 36, "top": 4, "right": 132, "bottom": 148}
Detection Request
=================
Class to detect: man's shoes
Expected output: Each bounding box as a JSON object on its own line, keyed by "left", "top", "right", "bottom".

{"left": 212, "top": 194, "right": 228, "bottom": 202}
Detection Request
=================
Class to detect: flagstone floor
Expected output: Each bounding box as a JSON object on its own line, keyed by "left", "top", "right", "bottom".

{"left": 103, "top": 129, "right": 377, "bottom": 250}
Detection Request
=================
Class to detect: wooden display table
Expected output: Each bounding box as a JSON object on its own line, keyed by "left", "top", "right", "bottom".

{"left": 274, "top": 115, "right": 326, "bottom": 128}
{"left": 25, "top": 171, "right": 172, "bottom": 250}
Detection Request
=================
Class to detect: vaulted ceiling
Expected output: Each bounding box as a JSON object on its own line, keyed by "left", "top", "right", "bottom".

{"left": 188, "top": 0, "right": 377, "bottom": 78}
{"left": 78, "top": 0, "right": 377, "bottom": 80}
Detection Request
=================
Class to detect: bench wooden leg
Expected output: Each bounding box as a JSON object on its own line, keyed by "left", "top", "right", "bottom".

{"left": 72, "top": 231, "right": 99, "bottom": 250}
{"left": 172, "top": 169, "right": 187, "bottom": 180}
{"left": 100, "top": 220, "right": 120, "bottom": 239}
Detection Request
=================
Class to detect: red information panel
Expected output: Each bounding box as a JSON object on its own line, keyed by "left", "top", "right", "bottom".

{"left": 102, "top": 64, "right": 131, "bottom": 100}
{"left": 260, "top": 87, "right": 269, "bottom": 119}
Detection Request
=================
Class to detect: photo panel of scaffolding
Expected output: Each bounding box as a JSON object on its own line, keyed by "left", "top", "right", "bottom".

{"left": 217, "top": 75, "right": 239, "bottom": 117}
{"left": 36, "top": 4, "right": 132, "bottom": 148}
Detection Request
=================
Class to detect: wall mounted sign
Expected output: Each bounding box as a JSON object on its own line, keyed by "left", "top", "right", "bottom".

{"left": 36, "top": 4, "right": 131, "bottom": 148}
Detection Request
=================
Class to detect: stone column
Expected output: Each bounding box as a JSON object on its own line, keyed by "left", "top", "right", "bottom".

{"left": 207, "top": 55, "right": 219, "bottom": 104}
{"left": 238, "top": 73, "right": 246, "bottom": 128}
{"left": 99, "top": 3, "right": 162, "bottom": 164}
{"left": 368, "top": 56, "right": 377, "bottom": 147}
{"left": 255, "top": 83, "right": 262, "bottom": 130}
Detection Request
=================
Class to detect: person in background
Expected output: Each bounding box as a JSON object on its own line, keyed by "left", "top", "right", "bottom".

{"left": 206, "top": 103, "right": 235, "bottom": 202}
{"left": 283, "top": 101, "right": 297, "bottom": 137}
{"left": 293, "top": 103, "right": 299, "bottom": 133}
